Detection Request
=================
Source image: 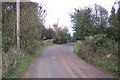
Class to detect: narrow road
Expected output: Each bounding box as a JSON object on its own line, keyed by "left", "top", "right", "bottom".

{"left": 23, "top": 44, "right": 115, "bottom": 78}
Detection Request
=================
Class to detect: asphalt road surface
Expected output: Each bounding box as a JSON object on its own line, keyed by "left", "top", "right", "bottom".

{"left": 23, "top": 44, "right": 115, "bottom": 78}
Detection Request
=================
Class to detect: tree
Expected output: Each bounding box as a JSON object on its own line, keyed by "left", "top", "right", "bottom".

{"left": 109, "top": 6, "right": 116, "bottom": 27}
{"left": 93, "top": 4, "right": 108, "bottom": 33}
{"left": 116, "top": 1, "right": 120, "bottom": 41}
{"left": 42, "top": 27, "right": 55, "bottom": 40}
{"left": 20, "top": 2, "right": 46, "bottom": 50}
{"left": 2, "top": 2, "right": 16, "bottom": 52}
{"left": 72, "top": 32, "right": 77, "bottom": 42}
{"left": 107, "top": 2, "right": 120, "bottom": 42}
{"left": 2, "top": 2, "right": 47, "bottom": 76}
{"left": 70, "top": 7, "right": 96, "bottom": 40}
{"left": 70, "top": 4, "right": 108, "bottom": 40}
{"left": 53, "top": 26, "right": 70, "bottom": 44}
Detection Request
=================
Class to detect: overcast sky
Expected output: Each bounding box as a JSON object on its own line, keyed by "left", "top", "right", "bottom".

{"left": 32, "top": 0, "right": 117, "bottom": 35}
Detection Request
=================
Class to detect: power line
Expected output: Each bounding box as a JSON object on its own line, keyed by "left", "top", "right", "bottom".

{"left": 40, "top": 0, "right": 57, "bottom": 19}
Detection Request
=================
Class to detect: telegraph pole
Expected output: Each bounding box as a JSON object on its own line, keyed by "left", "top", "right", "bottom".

{"left": 16, "top": 0, "right": 20, "bottom": 50}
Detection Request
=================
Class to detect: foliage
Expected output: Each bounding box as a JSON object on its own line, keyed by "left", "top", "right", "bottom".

{"left": 3, "top": 55, "right": 32, "bottom": 78}
{"left": 74, "top": 40, "right": 94, "bottom": 61}
{"left": 53, "top": 27, "right": 71, "bottom": 44}
{"left": 72, "top": 2, "right": 119, "bottom": 77}
{"left": 28, "top": 41, "right": 53, "bottom": 57}
{"left": 92, "top": 34, "right": 118, "bottom": 55}
{"left": 93, "top": 34, "right": 108, "bottom": 47}
{"left": 2, "top": 2, "right": 16, "bottom": 52}
{"left": 2, "top": 2, "right": 46, "bottom": 77}
{"left": 42, "top": 27, "right": 55, "bottom": 40}
{"left": 2, "top": 2, "right": 46, "bottom": 52}
{"left": 20, "top": 2, "right": 46, "bottom": 51}
{"left": 70, "top": 8, "right": 93, "bottom": 40}
{"left": 72, "top": 32, "right": 77, "bottom": 42}
{"left": 70, "top": 5, "right": 108, "bottom": 40}
{"left": 107, "top": 5, "right": 120, "bottom": 42}
{"left": 2, "top": 41, "right": 53, "bottom": 78}
{"left": 73, "top": 43, "right": 81, "bottom": 54}
{"left": 73, "top": 35, "right": 118, "bottom": 75}
{"left": 92, "top": 59, "right": 118, "bottom": 73}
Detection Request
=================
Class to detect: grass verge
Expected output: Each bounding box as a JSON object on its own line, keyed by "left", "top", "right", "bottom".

{"left": 3, "top": 55, "right": 32, "bottom": 78}
{"left": 29, "top": 41, "right": 54, "bottom": 57}
{"left": 73, "top": 42, "right": 118, "bottom": 77}
{"left": 73, "top": 43, "right": 80, "bottom": 54}
{"left": 92, "top": 59, "right": 118, "bottom": 74}
{"left": 3, "top": 41, "right": 54, "bottom": 78}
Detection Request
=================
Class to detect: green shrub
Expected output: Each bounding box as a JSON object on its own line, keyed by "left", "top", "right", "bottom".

{"left": 93, "top": 34, "right": 118, "bottom": 55}
{"left": 92, "top": 59, "right": 118, "bottom": 73}
{"left": 74, "top": 42, "right": 92, "bottom": 61}
{"left": 3, "top": 55, "right": 32, "bottom": 78}
{"left": 93, "top": 34, "right": 108, "bottom": 47}
{"left": 28, "top": 41, "right": 54, "bottom": 57}
{"left": 73, "top": 35, "right": 118, "bottom": 76}
{"left": 73, "top": 43, "right": 81, "bottom": 54}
